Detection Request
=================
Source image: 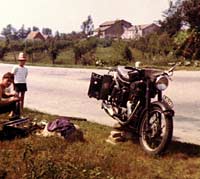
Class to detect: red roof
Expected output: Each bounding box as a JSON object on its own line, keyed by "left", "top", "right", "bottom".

{"left": 100, "top": 20, "right": 116, "bottom": 27}
{"left": 26, "top": 31, "right": 45, "bottom": 41}
{"left": 134, "top": 23, "right": 159, "bottom": 30}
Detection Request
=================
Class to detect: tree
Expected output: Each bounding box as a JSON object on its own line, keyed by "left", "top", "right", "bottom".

{"left": 1, "top": 24, "right": 12, "bottom": 37}
{"left": 55, "top": 31, "right": 60, "bottom": 40}
{"left": 32, "top": 26, "right": 39, "bottom": 32}
{"left": 24, "top": 46, "right": 34, "bottom": 63}
{"left": 1, "top": 24, "right": 18, "bottom": 40}
{"left": 0, "top": 41, "right": 8, "bottom": 60}
{"left": 42, "top": 28, "right": 52, "bottom": 35}
{"left": 133, "top": 36, "right": 149, "bottom": 56}
{"left": 157, "top": 33, "right": 173, "bottom": 56}
{"left": 181, "top": 0, "right": 200, "bottom": 31}
{"left": 81, "top": 15, "right": 94, "bottom": 37}
{"left": 112, "top": 41, "right": 133, "bottom": 63}
{"left": 27, "top": 27, "right": 31, "bottom": 34}
{"left": 160, "top": 0, "right": 200, "bottom": 35}
{"left": 48, "top": 40, "right": 59, "bottom": 64}
{"left": 159, "top": 0, "right": 183, "bottom": 36}
{"left": 73, "top": 38, "right": 98, "bottom": 64}
{"left": 173, "top": 0, "right": 200, "bottom": 59}
{"left": 17, "top": 24, "right": 30, "bottom": 39}
{"left": 60, "top": 33, "right": 67, "bottom": 40}
{"left": 123, "top": 45, "right": 133, "bottom": 62}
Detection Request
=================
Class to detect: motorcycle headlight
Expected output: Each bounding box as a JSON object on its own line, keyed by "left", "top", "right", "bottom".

{"left": 155, "top": 75, "right": 169, "bottom": 91}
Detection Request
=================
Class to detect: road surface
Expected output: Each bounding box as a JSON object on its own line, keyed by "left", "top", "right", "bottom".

{"left": 0, "top": 63, "right": 200, "bottom": 145}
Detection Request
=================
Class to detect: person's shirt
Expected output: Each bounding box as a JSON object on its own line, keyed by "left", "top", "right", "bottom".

{"left": 12, "top": 65, "right": 28, "bottom": 84}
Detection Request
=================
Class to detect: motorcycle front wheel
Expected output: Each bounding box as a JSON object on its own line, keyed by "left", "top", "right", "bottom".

{"left": 139, "top": 106, "right": 173, "bottom": 155}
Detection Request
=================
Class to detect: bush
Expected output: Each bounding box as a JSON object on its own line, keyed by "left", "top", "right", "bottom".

{"left": 112, "top": 40, "right": 133, "bottom": 62}
{"left": 174, "top": 30, "right": 190, "bottom": 46}
{"left": 98, "top": 38, "right": 112, "bottom": 48}
{"left": 54, "top": 40, "right": 73, "bottom": 50}
{"left": 73, "top": 37, "right": 98, "bottom": 64}
{"left": 0, "top": 46, "right": 7, "bottom": 59}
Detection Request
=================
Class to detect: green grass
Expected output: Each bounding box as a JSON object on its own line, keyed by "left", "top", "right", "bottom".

{"left": 95, "top": 47, "right": 115, "bottom": 63}
{"left": 57, "top": 49, "right": 75, "bottom": 65}
{"left": 0, "top": 109, "right": 200, "bottom": 179}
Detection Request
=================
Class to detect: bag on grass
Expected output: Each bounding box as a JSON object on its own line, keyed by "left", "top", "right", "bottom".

{"left": 47, "top": 117, "right": 76, "bottom": 139}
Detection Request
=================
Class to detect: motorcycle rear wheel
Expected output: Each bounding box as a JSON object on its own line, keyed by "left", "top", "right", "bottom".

{"left": 139, "top": 106, "right": 173, "bottom": 155}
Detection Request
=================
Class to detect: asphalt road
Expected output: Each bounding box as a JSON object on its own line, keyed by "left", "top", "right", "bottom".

{"left": 0, "top": 63, "right": 200, "bottom": 145}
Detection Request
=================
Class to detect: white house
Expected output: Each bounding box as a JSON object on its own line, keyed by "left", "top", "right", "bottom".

{"left": 122, "top": 23, "right": 160, "bottom": 39}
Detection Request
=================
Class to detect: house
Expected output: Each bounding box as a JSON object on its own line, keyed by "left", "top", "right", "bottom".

{"left": 26, "top": 31, "right": 45, "bottom": 41}
{"left": 94, "top": 19, "right": 132, "bottom": 39}
{"left": 121, "top": 26, "right": 138, "bottom": 39}
{"left": 122, "top": 23, "right": 160, "bottom": 39}
{"left": 137, "top": 23, "right": 160, "bottom": 36}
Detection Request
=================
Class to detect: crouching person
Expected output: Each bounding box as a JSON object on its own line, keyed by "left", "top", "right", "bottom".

{"left": 0, "top": 72, "right": 20, "bottom": 120}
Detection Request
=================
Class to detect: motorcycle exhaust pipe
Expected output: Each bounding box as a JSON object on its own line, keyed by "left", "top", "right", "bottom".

{"left": 102, "top": 103, "right": 115, "bottom": 116}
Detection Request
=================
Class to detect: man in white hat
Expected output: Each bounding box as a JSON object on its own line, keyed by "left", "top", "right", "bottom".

{"left": 12, "top": 52, "right": 28, "bottom": 115}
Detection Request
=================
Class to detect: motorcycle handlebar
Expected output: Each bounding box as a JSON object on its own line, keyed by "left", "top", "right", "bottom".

{"left": 165, "top": 62, "right": 181, "bottom": 76}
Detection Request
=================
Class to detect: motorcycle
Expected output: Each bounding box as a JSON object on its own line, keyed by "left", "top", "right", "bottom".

{"left": 88, "top": 63, "right": 178, "bottom": 155}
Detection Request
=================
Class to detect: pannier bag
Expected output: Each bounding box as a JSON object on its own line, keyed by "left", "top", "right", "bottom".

{"left": 99, "top": 74, "right": 113, "bottom": 100}
{"left": 88, "top": 73, "right": 113, "bottom": 100}
{"left": 88, "top": 73, "right": 103, "bottom": 99}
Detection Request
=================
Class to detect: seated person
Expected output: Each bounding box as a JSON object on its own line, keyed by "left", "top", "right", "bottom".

{"left": 0, "top": 72, "right": 20, "bottom": 120}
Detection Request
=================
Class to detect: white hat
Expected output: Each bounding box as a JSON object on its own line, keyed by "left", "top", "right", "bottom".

{"left": 18, "top": 52, "right": 27, "bottom": 61}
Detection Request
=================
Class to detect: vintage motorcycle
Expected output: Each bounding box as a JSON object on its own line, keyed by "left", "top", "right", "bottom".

{"left": 88, "top": 63, "right": 178, "bottom": 155}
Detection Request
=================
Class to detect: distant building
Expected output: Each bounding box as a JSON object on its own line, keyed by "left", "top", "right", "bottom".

{"left": 26, "top": 31, "right": 45, "bottom": 41}
{"left": 137, "top": 23, "right": 160, "bottom": 36}
{"left": 94, "top": 19, "right": 132, "bottom": 39}
{"left": 122, "top": 23, "right": 160, "bottom": 39}
{"left": 121, "top": 26, "right": 137, "bottom": 39}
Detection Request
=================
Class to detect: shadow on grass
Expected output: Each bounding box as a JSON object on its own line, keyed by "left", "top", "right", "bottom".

{"left": 0, "top": 170, "right": 7, "bottom": 179}
{"left": 128, "top": 133, "right": 200, "bottom": 157}
{"left": 0, "top": 126, "right": 29, "bottom": 141}
{"left": 169, "top": 140, "right": 200, "bottom": 157}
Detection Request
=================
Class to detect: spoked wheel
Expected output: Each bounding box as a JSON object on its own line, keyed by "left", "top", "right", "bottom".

{"left": 139, "top": 107, "right": 173, "bottom": 155}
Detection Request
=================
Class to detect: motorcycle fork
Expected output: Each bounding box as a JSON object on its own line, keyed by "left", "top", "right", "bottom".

{"left": 157, "top": 90, "right": 162, "bottom": 101}
{"left": 145, "top": 79, "right": 151, "bottom": 120}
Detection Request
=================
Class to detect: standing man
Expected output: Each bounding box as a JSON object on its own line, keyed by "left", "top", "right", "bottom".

{"left": 0, "top": 72, "right": 20, "bottom": 120}
{"left": 12, "top": 52, "right": 28, "bottom": 115}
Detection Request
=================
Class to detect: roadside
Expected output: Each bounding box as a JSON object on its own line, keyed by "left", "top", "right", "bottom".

{"left": 2, "top": 60, "right": 200, "bottom": 71}
{"left": 0, "top": 63, "right": 200, "bottom": 145}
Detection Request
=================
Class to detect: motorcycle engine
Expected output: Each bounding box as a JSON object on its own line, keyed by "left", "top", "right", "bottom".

{"left": 108, "top": 80, "right": 141, "bottom": 120}
{"left": 101, "top": 71, "right": 144, "bottom": 123}
{"left": 129, "top": 81, "right": 142, "bottom": 99}
{"left": 110, "top": 86, "right": 129, "bottom": 107}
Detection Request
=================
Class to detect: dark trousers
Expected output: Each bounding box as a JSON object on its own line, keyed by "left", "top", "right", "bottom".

{"left": 0, "top": 101, "right": 20, "bottom": 116}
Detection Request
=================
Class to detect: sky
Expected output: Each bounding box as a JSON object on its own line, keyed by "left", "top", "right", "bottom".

{"left": 0, "top": 0, "right": 171, "bottom": 34}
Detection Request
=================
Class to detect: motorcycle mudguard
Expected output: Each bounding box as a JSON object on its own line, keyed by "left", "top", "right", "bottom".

{"left": 151, "top": 101, "right": 175, "bottom": 117}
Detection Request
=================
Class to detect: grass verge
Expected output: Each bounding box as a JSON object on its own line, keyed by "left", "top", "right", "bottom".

{"left": 2, "top": 50, "right": 200, "bottom": 71}
{"left": 0, "top": 108, "right": 200, "bottom": 179}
